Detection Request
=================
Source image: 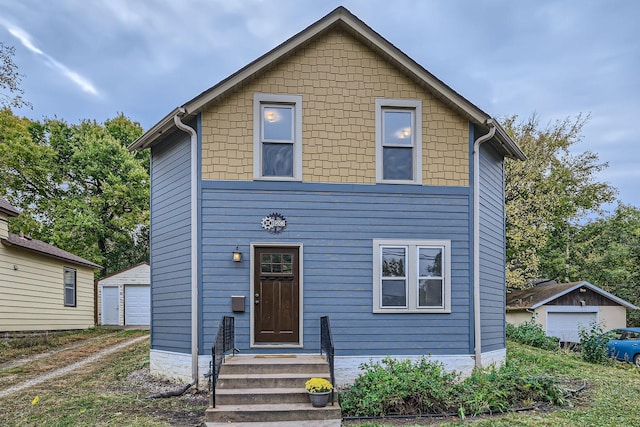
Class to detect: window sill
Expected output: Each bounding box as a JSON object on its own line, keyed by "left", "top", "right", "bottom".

{"left": 373, "top": 308, "right": 451, "bottom": 314}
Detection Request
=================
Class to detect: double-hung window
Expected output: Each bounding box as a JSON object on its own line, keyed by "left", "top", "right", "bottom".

{"left": 63, "top": 267, "right": 76, "bottom": 307}
{"left": 254, "top": 93, "right": 302, "bottom": 180}
{"left": 375, "top": 99, "right": 422, "bottom": 184}
{"left": 373, "top": 239, "right": 451, "bottom": 313}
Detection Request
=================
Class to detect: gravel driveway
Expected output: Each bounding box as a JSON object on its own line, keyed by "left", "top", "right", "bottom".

{"left": 0, "top": 334, "right": 149, "bottom": 399}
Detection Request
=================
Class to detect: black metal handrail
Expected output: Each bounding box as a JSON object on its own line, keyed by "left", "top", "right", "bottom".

{"left": 211, "top": 316, "right": 236, "bottom": 408}
{"left": 320, "top": 316, "right": 336, "bottom": 405}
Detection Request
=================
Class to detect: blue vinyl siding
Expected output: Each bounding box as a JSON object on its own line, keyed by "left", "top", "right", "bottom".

{"left": 200, "top": 180, "right": 471, "bottom": 356}
{"left": 150, "top": 133, "right": 192, "bottom": 353}
{"left": 478, "top": 141, "right": 507, "bottom": 352}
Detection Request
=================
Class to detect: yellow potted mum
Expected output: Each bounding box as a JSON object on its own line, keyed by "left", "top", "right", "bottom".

{"left": 304, "top": 377, "right": 333, "bottom": 407}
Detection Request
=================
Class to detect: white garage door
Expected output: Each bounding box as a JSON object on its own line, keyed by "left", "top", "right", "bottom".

{"left": 125, "top": 285, "right": 150, "bottom": 326}
{"left": 547, "top": 311, "right": 597, "bottom": 343}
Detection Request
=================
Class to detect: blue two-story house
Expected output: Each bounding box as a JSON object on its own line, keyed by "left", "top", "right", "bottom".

{"left": 129, "top": 6, "right": 525, "bottom": 386}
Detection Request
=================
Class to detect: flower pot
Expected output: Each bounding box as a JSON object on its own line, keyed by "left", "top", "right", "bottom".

{"left": 308, "top": 390, "right": 331, "bottom": 407}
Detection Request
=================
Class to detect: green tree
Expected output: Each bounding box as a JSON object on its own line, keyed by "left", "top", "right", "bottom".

{"left": 0, "top": 42, "right": 30, "bottom": 109}
{"left": 0, "top": 109, "right": 148, "bottom": 275}
{"left": 504, "top": 114, "right": 616, "bottom": 289}
{"left": 572, "top": 204, "right": 640, "bottom": 325}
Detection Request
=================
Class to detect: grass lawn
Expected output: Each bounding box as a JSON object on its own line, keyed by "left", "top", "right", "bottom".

{"left": 2, "top": 332, "right": 639, "bottom": 426}
{"left": 0, "top": 330, "right": 207, "bottom": 426}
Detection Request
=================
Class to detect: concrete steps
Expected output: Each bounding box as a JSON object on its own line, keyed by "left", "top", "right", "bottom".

{"left": 205, "top": 354, "right": 341, "bottom": 425}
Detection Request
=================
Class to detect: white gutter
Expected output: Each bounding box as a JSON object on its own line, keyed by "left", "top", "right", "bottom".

{"left": 173, "top": 109, "right": 199, "bottom": 386}
{"left": 472, "top": 119, "right": 496, "bottom": 368}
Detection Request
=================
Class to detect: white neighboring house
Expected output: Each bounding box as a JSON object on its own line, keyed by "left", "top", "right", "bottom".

{"left": 98, "top": 263, "right": 150, "bottom": 327}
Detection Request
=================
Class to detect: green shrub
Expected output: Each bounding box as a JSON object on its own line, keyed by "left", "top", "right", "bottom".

{"left": 339, "top": 357, "right": 459, "bottom": 416}
{"left": 506, "top": 321, "right": 559, "bottom": 351}
{"left": 578, "top": 321, "right": 613, "bottom": 364}
{"left": 339, "top": 356, "right": 568, "bottom": 418}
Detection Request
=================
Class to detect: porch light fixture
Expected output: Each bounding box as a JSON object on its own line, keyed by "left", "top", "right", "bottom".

{"left": 232, "top": 246, "right": 243, "bottom": 263}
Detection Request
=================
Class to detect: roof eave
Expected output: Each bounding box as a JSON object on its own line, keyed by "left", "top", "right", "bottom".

{"left": 128, "top": 107, "right": 181, "bottom": 151}
{"left": 1, "top": 239, "right": 102, "bottom": 270}
{"left": 531, "top": 281, "right": 639, "bottom": 310}
{"left": 493, "top": 120, "right": 527, "bottom": 161}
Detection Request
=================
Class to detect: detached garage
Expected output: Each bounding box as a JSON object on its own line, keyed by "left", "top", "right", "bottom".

{"left": 506, "top": 281, "right": 638, "bottom": 343}
{"left": 97, "top": 263, "right": 150, "bottom": 327}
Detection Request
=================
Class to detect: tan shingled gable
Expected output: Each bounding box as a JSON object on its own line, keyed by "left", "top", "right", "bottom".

{"left": 129, "top": 6, "right": 525, "bottom": 161}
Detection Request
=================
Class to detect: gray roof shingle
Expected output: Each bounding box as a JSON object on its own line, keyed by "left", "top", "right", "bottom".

{"left": 2, "top": 232, "right": 102, "bottom": 269}
{"left": 0, "top": 197, "right": 20, "bottom": 217}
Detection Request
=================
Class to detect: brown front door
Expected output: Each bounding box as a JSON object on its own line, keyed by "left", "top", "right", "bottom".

{"left": 254, "top": 247, "right": 300, "bottom": 344}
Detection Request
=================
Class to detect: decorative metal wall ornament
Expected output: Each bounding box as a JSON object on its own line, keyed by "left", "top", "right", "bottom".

{"left": 261, "top": 213, "right": 287, "bottom": 234}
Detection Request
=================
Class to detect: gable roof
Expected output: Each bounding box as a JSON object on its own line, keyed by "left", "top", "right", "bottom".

{"left": 97, "top": 262, "right": 149, "bottom": 282}
{"left": 1, "top": 232, "right": 102, "bottom": 269}
{"left": 0, "top": 197, "right": 20, "bottom": 217}
{"left": 506, "top": 281, "right": 638, "bottom": 310}
{"left": 129, "top": 6, "right": 525, "bottom": 161}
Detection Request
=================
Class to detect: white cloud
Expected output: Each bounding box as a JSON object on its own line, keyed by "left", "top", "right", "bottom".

{"left": 1, "top": 20, "right": 99, "bottom": 96}
{"left": 6, "top": 25, "right": 43, "bottom": 55}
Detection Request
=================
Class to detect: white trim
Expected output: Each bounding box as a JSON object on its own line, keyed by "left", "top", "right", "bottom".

{"left": 250, "top": 243, "right": 304, "bottom": 348}
{"left": 375, "top": 98, "right": 422, "bottom": 184}
{"left": 373, "top": 239, "right": 451, "bottom": 313}
{"left": 253, "top": 93, "right": 303, "bottom": 181}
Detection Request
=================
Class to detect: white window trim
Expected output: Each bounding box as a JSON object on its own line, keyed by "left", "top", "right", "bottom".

{"left": 64, "top": 267, "right": 77, "bottom": 307}
{"left": 373, "top": 239, "right": 451, "bottom": 313}
{"left": 253, "top": 93, "right": 302, "bottom": 181}
{"left": 375, "top": 98, "right": 422, "bottom": 184}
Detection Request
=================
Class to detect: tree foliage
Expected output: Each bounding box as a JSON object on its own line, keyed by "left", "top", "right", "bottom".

{"left": 572, "top": 204, "right": 640, "bottom": 325}
{"left": 0, "top": 109, "right": 148, "bottom": 275}
{"left": 0, "top": 42, "right": 30, "bottom": 109}
{"left": 504, "top": 114, "right": 616, "bottom": 288}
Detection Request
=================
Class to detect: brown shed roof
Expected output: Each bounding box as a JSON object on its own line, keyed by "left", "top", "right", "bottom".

{"left": 506, "top": 281, "right": 638, "bottom": 310}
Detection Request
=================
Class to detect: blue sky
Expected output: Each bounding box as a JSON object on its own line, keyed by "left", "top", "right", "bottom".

{"left": 1, "top": 0, "right": 638, "bottom": 208}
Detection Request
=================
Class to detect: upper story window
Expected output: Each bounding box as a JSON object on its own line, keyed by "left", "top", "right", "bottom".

{"left": 254, "top": 93, "right": 302, "bottom": 181}
{"left": 373, "top": 239, "right": 451, "bottom": 313}
{"left": 375, "top": 99, "right": 422, "bottom": 184}
{"left": 63, "top": 267, "right": 76, "bottom": 307}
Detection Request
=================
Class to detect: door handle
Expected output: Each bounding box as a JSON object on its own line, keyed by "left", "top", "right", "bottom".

{"left": 255, "top": 300, "right": 260, "bottom": 305}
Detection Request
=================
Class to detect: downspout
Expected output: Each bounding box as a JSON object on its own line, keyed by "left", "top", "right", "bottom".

{"left": 173, "top": 109, "right": 199, "bottom": 386}
{"left": 472, "top": 119, "right": 496, "bottom": 368}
